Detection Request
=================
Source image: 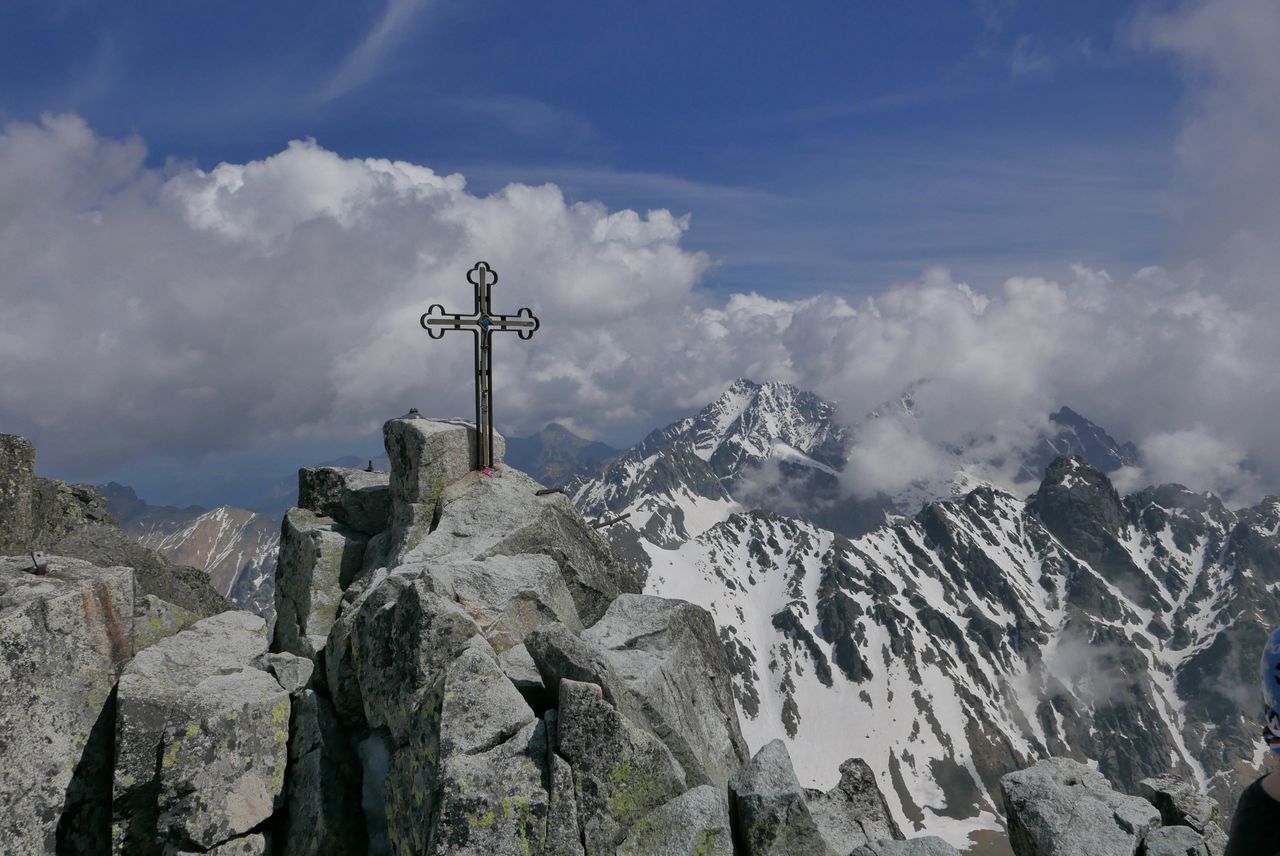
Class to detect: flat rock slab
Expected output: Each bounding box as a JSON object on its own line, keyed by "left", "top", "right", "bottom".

{"left": 0, "top": 556, "right": 134, "bottom": 853}
{"left": 1000, "top": 757, "right": 1160, "bottom": 856}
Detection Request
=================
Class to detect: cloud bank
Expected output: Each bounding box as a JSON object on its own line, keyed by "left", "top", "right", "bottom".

{"left": 0, "top": 0, "right": 1276, "bottom": 506}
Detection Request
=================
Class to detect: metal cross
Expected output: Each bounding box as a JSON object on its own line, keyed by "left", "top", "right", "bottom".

{"left": 420, "top": 261, "right": 540, "bottom": 470}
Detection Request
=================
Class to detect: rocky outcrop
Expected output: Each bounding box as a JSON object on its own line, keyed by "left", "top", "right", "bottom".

{"left": 0, "top": 555, "right": 135, "bottom": 853}
{"left": 849, "top": 839, "right": 962, "bottom": 855}
{"left": 807, "top": 757, "right": 905, "bottom": 853}
{"left": 2, "top": 416, "right": 913, "bottom": 855}
{"left": 1000, "top": 758, "right": 1228, "bottom": 856}
{"left": 111, "top": 610, "right": 280, "bottom": 854}
{"left": 729, "top": 739, "right": 834, "bottom": 856}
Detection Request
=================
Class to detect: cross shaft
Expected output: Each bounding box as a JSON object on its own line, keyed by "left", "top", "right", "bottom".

{"left": 419, "top": 261, "right": 540, "bottom": 469}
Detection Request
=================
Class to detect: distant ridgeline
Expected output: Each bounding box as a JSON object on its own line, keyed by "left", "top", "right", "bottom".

{"left": 0, "top": 393, "right": 1262, "bottom": 854}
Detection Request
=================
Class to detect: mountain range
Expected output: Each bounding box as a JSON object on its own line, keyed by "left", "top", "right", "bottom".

{"left": 98, "top": 378, "right": 1275, "bottom": 849}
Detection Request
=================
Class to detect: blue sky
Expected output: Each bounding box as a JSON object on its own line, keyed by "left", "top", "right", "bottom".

{"left": 1, "top": 1, "right": 1182, "bottom": 296}
{"left": 4, "top": 0, "right": 1278, "bottom": 509}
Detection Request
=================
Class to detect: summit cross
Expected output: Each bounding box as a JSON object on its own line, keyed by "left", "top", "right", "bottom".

{"left": 420, "top": 261, "right": 540, "bottom": 470}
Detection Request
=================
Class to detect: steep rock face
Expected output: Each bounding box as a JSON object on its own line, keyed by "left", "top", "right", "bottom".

{"left": 728, "top": 739, "right": 834, "bottom": 856}
{"left": 0, "top": 556, "right": 135, "bottom": 854}
{"left": 271, "top": 507, "right": 368, "bottom": 658}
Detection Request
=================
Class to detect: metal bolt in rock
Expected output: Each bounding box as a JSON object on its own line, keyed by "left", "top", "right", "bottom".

{"left": 29, "top": 551, "right": 48, "bottom": 575}
{"left": 420, "top": 261, "right": 540, "bottom": 470}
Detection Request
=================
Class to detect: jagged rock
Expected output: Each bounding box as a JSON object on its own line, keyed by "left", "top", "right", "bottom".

{"left": 729, "top": 739, "right": 834, "bottom": 856}
{"left": 483, "top": 496, "right": 645, "bottom": 624}
{"left": 420, "top": 554, "right": 584, "bottom": 651}
{"left": 1000, "top": 757, "right": 1160, "bottom": 856}
{"left": 112, "top": 610, "right": 270, "bottom": 854}
{"left": 325, "top": 568, "right": 481, "bottom": 737}
{"left": 259, "top": 651, "right": 315, "bottom": 694}
{"left": 849, "top": 837, "right": 962, "bottom": 856}
{"left": 1139, "top": 775, "right": 1221, "bottom": 833}
{"left": 154, "top": 668, "right": 290, "bottom": 851}
{"left": 615, "top": 784, "right": 734, "bottom": 856}
{"left": 298, "top": 465, "right": 391, "bottom": 535}
{"left": 136, "top": 593, "right": 200, "bottom": 650}
{"left": 557, "top": 678, "right": 688, "bottom": 855}
{"left": 427, "top": 720, "right": 552, "bottom": 855}
{"left": 584, "top": 594, "right": 749, "bottom": 788}
{"left": 0, "top": 556, "right": 134, "bottom": 853}
{"left": 282, "top": 690, "right": 364, "bottom": 856}
{"left": 0, "top": 433, "right": 36, "bottom": 551}
{"left": 272, "top": 507, "right": 368, "bottom": 659}
{"left": 808, "top": 757, "right": 904, "bottom": 852}
{"left": 383, "top": 646, "right": 545, "bottom": 854}
{"left": 384, "top": 416, "right": 498, "bottom": 565}
{"left": 1141, "top": 825, "right": 1211, "bottom": 856}
{"left": 525, "top": 621, "right": 628, "bottom": 707}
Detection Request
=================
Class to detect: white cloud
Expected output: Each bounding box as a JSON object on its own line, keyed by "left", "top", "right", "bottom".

{"left": 3, "top": 0, "right": 1280, "bottom": 508}
{"left": 317, "top": 0, "right": 434, "bottom": 103}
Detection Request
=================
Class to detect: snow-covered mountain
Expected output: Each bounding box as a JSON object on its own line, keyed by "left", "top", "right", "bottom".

{"left": 568, "top": 379, "right": 1280, "bottom": 849}
{"left": 99, "top": 483, "right": 279, "bottom": 616}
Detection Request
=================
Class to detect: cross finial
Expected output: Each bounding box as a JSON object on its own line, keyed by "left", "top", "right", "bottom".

{"left": 419, "top": 261, "right": 540, "bottom": 470}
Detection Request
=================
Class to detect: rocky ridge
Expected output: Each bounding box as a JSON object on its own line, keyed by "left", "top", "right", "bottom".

{"left": 2, "top": 419, "right": 933, "bottom": 855}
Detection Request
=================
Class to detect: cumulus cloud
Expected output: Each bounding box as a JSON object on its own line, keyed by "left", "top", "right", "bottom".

{"left": 1, "top": 0, "right": 1278, "bottom": 506}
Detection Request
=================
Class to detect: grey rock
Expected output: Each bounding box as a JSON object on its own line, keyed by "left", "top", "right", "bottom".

{"left": 497, "top": 642, "right": 545, "bottom": 697}
{"left": 0, "top": 556, "right": 134, "bottom": 854}
{"left": 547, "top": 750, "right": 585, "bottom": 856}
{"left": 482, "top": 495, "right": 645, "bottom": 625}
{"left": 616, "top": 784, "right": 734, "bottom": 856}
{"left": 282, "top": 690, "right": 364, "bottom": 856}
{"left": 136, "top": 594, "right": 201, "bottom": 650}
{"left": 849, "top": 837, "right": 962, "bottom": 856}
{"left": 113, "top": 610, "right": 270, "bottom": 854}
{"left": 0, "top": 434, "right": 36, "bottom": 552}
{"left": 728, "top": 739, "right": 834, "bottom": 856}
{"left": 154, "top": 668, "right": 290, "bottom": 851}
{"left": 298, "top": 465, "right": 391, "bottom": 535}
{"left": 421, "top": 554, "right": 583, "bottom": 652}
{"left": 259, "top": 651, "right": 315, "bottom": 694}
{"left": 383, "top": 646, "right": 544, "bottom": 855}
{"left": 584, "top": 594, "right": 750, "bottom": 788}
{"left": 1139, "top": 775, "right": 1222, "bottom": 833}
{"left": 271, "top": 507, "right": 368, "bottom": 659}
{"left": 384, "top": 416, "right": 499, "bottom": 565}
{"left": 174, "top": 832, "right": 270, "bottom": 854}
{"left": 324, "top": 568, "right": 481, "bottom": 738}
{"left": 1201, "top": 821, "right": 1227, "bottom": 856}
{"left": 425, "top": 720, "right": 552, "bottom": 856}
{"left": 1000, "top": 757, "right": 1160, "bottom": 856}
{"left": 1142, "top": 825, "right": 1211, "bottom": 856}
{"left": 557, "top": 678, "right": 688, "bottom": 855}
{"left": 808, "top": 757, "right": 904, "bottom": 853}
{"left": 525, "top": 622, "right": 625, "bottom": 705}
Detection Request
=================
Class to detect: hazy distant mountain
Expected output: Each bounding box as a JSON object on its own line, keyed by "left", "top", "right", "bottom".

{"left": 504, "top": 423, "right": 619, "bottom": 487}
